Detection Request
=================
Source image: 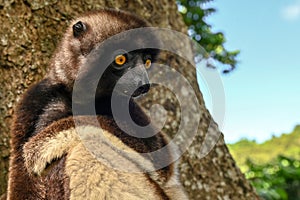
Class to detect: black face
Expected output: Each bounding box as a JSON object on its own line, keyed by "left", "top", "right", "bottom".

{"left": 97, "top": 49, "right": 159, "bottom": 98}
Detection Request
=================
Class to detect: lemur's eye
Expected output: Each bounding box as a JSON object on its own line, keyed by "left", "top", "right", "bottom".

{"left": 115, "top": 55, "right": 127, "bottom": 66}
{"left": 73, "top": 21, "right": 86, "bottom": 37}
{"left": 145, "top": 59, "right": 151, "bottom": 69}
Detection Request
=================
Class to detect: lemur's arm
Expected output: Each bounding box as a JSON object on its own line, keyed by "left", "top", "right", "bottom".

{"left": 23, "top": 116, "right": 77, "bottom": 175}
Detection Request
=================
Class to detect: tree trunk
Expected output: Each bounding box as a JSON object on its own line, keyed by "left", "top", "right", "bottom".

{"left": 0, "top": 0, "right": 259, "bottom": 199}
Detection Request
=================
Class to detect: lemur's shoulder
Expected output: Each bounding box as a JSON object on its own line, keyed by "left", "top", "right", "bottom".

{"left": 11, "top": 78, "right": 72, "bottom": 141}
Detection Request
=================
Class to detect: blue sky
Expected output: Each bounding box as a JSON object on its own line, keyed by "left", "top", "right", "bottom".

{"left": 198, "top": 0, "right": 300, "bottom": 143}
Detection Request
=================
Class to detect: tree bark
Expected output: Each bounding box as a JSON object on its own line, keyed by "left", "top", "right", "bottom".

{"left": 0, "top": 0, "right": 259, "bottom": 199}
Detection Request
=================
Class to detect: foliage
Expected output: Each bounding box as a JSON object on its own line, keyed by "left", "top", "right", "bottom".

{"left": 246, "top": 156, "right": 300, "bottom": 200}
{"left": 228, "top": 125, "right": 300, "bottom": 172}
{"left": 229, "top": 125, "right": 300, "bottom": 199}
{"left": 177, "top": 0, "right": 240, "bottom": 73}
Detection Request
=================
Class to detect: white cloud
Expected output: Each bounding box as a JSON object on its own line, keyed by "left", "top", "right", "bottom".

{"left": 281, "top": 2, "right": 300, "bottom": 21}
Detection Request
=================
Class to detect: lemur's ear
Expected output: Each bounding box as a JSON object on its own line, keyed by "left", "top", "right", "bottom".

{"left": 73, "top": 21, "right": 87, "bottom": 38}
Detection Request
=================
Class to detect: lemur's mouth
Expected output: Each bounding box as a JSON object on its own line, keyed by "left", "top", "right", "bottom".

{"left": 131, "top": 84, "right": 150, "bottom": 97}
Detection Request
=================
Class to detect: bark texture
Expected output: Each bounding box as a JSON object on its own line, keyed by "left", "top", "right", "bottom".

{"left": 0, "top": 0, "right": 259, "bottom": 199}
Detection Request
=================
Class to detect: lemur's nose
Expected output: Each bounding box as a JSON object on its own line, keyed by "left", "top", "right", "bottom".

{"left": 136, "top": 81, "right": 150, "bottom": 94}
{"left": 139, "top": 83, "right": 150, "bottom": 94}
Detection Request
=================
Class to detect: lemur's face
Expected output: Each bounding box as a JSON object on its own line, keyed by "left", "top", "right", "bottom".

{"left": 97, "top": 49, "right": 159, "bottom": 98}
{"left": 50, "top": 11, "right": 160, "bottom": 100}
{"left": 69, "top": 17, "right": 160, "bottom": 98}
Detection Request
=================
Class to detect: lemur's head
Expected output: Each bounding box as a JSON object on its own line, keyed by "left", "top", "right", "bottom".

{"left": 48, "top": 9, "right": 160, "bottom": 99}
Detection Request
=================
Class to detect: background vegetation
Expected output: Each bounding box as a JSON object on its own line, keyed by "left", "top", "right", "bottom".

{"left": 229, "top": 125, "right": 300, "bottom": 199}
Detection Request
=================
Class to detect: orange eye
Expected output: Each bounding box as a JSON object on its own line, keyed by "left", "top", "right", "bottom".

{"left": 145, "top": 59, "right": 151, "bottom": 69}
{"left": 115, "top": 55, "right": 126, "bottom": 65}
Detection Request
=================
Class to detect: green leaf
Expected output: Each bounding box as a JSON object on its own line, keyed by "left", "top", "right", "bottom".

{"left": 177, "top": 0, "right": 239, "bottom": 73}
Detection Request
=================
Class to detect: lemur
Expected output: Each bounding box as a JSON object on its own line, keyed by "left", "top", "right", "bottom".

{"left": 7, "top": 9, "right": 188, "bottom": 200}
